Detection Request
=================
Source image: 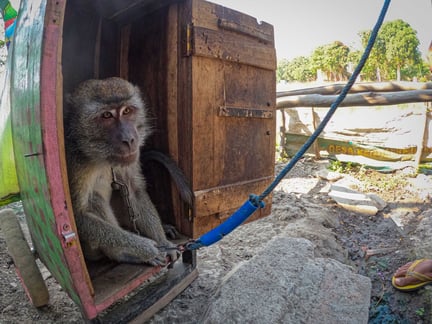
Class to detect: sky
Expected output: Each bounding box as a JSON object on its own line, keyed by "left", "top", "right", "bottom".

{"left": 212, "top": 0, "right": 432, "bottom": 62}
{"left": 2, "top": 0, "right": 431, "bottom": 64}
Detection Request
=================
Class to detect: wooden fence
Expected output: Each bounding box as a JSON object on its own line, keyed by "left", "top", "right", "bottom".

{"left": 276, "top": 82, "right": 432, "bottom": 171}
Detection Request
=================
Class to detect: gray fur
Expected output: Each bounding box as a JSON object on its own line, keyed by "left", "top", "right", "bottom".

{"left": 64, "top": 77, "right": 178, "bottom": 266}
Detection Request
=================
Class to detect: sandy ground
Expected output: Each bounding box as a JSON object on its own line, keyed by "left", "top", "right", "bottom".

{"left": 1, "top": 158, "right": 431, "bottom": 323}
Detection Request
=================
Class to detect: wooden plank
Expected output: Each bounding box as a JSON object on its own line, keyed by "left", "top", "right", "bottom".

{"left": 129, "top": 268, "right": 199, "bottom": 324}
{"left": 92, "top": 263, "right": 160, "bottom": 305}
{"left": 414, "top": 107, "right": 428, "bottom": 168}
{"left": 311, "top": 107, "right": 321, "bottom": 159}
{"left": 192, "top": 201, "right": 272, "bottom": 237}
{"left": 277, "top": 81, "right": 432, "bottom": 97}
{"left": 277, "top": 90, "right": 432, "bottom": 108}
{"left": 218, "top": 17, "right": 273, "bottom": 43}
{"left": 194, "top": 177, "right": 273, "bottom": 217}
{"left": 119, "top": 24, "right": 131, "bottom": 79}
{"left": 190, "top": 25, "right": 276, "bottom": 70}
{"left": 190, "top": 0, "right": 274, "bottom": 42}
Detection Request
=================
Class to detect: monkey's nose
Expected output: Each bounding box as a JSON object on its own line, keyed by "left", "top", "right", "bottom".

{"left": 122, "top": 138, "right": 135, "bottom": 150}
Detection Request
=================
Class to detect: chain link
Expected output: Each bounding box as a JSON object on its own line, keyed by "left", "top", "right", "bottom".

{"left": 111, "top": 168, "right": 140, "bottom": 234}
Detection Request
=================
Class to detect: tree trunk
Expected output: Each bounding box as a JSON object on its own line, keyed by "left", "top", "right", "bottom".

{"left": 277, "top": 81, "right": 432, "bottom": 97}
{"left": 376, "top": 68, "right": 381, "bottom": 82}
{"left": 277, "top": 89, "right": 432, "bottom": 108}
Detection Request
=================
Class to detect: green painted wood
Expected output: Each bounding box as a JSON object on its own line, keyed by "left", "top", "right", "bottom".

{"left": 9, "top": 0, "right": 81, "bottom": 308}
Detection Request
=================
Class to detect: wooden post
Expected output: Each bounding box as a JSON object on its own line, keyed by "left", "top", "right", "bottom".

{"left": 414, "top": 105, "right": 429, "bottom": 170}
{"left": 311, "top": 107, "right": 321, "bottom": 159}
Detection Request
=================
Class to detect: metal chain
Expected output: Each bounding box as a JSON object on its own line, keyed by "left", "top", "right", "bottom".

{"left": 111, "top": 168, "right": 140, "bottom": 234}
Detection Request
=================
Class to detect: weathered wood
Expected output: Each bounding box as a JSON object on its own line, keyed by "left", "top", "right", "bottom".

{"left": 178, "top": 0, "right": 275, "bottom": 235}
{"left": 277, "top": 81, "right": 432, "bottom": 97}
{"left": 190, "top": 25, "right": 276, "bottom": 70}
{"left": 128, "top": 268, "right": 199, "bottom": 324}
{"left": 277, "top": 90, "right": 432, "bottom": 109}
{"left": 415, "top": 108, "right": 428, "bottom": 168}
{"left": 311, "top": 107, "right": 321, "bottom": 159}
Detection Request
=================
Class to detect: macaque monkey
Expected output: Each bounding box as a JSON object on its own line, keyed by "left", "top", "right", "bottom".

{"left": 64, "top": 77, "right": 184, "bottom": 266}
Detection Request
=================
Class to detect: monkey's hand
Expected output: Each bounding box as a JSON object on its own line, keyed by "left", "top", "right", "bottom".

{"left": 158, "top": 240, "right": 181, "bottom": 264}
{"left": 163, "top": 224, "right": 181, "bottom": 240}
{"left": 104, "top": 236, "right": 168, "bottom": 266}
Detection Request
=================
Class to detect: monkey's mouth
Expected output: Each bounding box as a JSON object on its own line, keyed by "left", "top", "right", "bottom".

{"left": 112, "top": 151, "right": 138, "bottom": 165}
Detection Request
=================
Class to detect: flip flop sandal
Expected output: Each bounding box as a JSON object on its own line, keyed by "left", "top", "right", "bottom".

{"left": 392, "top": 259, "right": 432, "bottom": 292}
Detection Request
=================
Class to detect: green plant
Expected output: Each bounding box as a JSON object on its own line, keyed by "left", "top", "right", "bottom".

{"left": 327, "top": 160, "right": 358, "bottom": 173}
{"left": 415, "top": 308, "right": 425, "bottom": 317}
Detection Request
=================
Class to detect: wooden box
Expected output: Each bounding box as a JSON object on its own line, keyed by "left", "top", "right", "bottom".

{"left": 63, "top": 0, "right": 276, "bottom": 238}
{"left": 9, "top": 0, "right": 275, "bottom": 320}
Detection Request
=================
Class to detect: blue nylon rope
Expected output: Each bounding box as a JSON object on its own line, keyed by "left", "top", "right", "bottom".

{"left": 185, "top": 0, "right": 391, "bottom": 251}
{"left": 258, "top": 0, "right": 391, "bottom": 202}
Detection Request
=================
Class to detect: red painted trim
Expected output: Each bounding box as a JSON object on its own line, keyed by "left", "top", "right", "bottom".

{"left": 40, "top": 1, "right": 172, "bottom": 319}
{"left": 40, "top": 0, "right": 97, "bottom": 319}
{"left": 95, "top": 266, "right": 164, "bottom": 313}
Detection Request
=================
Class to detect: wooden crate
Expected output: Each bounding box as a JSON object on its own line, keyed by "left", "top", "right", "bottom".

{"left": 9, "top": 0, "right": 275, "bottom": 320}
{"left": 174, "top": 0, "right": 277, "bottom": 236}
{"left": 63, "top": 0, "right": 276, "bottom": 238}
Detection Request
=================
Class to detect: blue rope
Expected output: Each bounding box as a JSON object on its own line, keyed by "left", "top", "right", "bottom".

{"left": 258, "top": 0, "right": 391, "bottom": 202}
{"left": 183, "top": 0, "right": 391, "bottom": 251}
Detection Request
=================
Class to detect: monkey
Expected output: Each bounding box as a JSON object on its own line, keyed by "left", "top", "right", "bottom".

{"left": 64, "top": 77, "right": 184, "bottom": 266}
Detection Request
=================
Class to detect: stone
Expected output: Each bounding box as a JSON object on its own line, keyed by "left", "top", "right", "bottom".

{"left": 316, "top": 169, "right": 343, "bottom": 182}
{"left": 202, "top": 236, "right": 371, "bottom": 324}
{"left": 329, "top": 183, "right": 386, "bottom": 215}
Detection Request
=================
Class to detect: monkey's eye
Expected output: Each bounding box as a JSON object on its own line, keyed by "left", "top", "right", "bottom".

{"left": 102, "top": 111, "right": 113, "bottom": 119}
{"left": 123, "top": 107, "right": 132, "bottom": 115}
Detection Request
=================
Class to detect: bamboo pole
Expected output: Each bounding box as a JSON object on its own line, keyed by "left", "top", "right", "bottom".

{"left": 277, "top": 89, "right": 432, "bottom": 109}
{"left": 277, "top": 81, "right": 432, "bottom": 97}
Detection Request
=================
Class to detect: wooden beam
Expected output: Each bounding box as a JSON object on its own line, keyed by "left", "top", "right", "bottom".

{"left": 277, "top": 82, "right": 432, "bottom": 97}
{"left": 277, "top": 89, "right": 432, "bottom": 109}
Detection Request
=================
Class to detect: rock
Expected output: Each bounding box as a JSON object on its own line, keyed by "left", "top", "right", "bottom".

{"left": 367, "top": 193, "right": 387, "bottom": 211}
{"left": 202, "top": 236, "right": 371, "bottom": 324}
{"left": 409, "top": 209, "right": 432, "bottom": 258}
{"left": 328, "top": 184, "right": 386, "bottom": 215}
{"left": 316, "top": 169, "right": 343, "bottom": 182}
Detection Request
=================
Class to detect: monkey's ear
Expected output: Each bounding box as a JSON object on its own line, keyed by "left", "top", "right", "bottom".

{"left": 65, "top": 93, "right": 72, "bottom": 104}
{"left": 64, "top": 93, "right": 74, "bottom": 114}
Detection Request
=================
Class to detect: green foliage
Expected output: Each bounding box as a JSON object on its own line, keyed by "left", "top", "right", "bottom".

{"left": 276, "top": 19, "right": 428, "bottom": 83}
{"left": 310, "top": 41, "right": 350, "bottom": 81}
{"left": 0, "top": 38, "right": 5, "bottom": 67}
{"left": 327, "top": 160, "right": 358, "bottom": 173}
{"left": 415, "top": 308, "right": 425, "bottom": 317}
{"left": 358, "top": 20, "right": 423, "bottom": 81}
{"left": 277, "top": 56, "right": 314, "bottom": 82}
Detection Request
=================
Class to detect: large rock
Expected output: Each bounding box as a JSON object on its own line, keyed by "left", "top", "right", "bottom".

{"left": 329, "top": 182, "right": 387, "bottom": 215}
{"left": 202, "top": 236, "right": 371, "bottom": 324}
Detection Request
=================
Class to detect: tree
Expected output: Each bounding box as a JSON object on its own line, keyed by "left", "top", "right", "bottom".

{"left": 360, "top": 19, "right": 422, "bottom": 81}
{"left": 358, "top": 30, "right": 387, "bottom": 81}
{"left": 381, "top": 20, "right": 421, "bottom": 81}
{"left": 277, "top": 56, "right": 314, "bottom": 83}
{"left": 310, "top": 41, "right": 350, "bottom": 81}
{"left": 276, "top": 58, "right": 290, "bottom": 83}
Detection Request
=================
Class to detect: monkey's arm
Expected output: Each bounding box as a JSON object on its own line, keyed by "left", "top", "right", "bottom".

{"left": 129, "top": 186, "right": 180, "bottom": 263}
{"left": 76, "top": 211, "right": 167, "bottom": 266}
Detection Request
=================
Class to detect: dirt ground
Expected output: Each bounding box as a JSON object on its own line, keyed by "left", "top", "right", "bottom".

{"left": 0, "top": 157, "right": 431, "bottom": 323}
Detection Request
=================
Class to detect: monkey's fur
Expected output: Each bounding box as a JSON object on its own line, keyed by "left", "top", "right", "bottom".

{"left": 64, "top": 77, "right": 179, "bottom": 266}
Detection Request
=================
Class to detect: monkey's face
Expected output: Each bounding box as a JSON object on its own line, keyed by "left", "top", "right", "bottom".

{"left": 97, "top": 104, "right": 141, "bottom": 165}
{"left": 66, "top": 78, "right": 150, "bottom": 167}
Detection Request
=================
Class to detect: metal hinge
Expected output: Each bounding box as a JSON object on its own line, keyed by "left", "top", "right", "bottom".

{"left": 61, "top": 223, "right": 76, "bottom": 245}
{"left": 184, "top": 23, "right": 194, "bottom": 56}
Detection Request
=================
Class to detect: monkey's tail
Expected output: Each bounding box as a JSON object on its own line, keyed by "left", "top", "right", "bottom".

{"left": 141, "top": 150, "right": 193, "bottom": 206}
